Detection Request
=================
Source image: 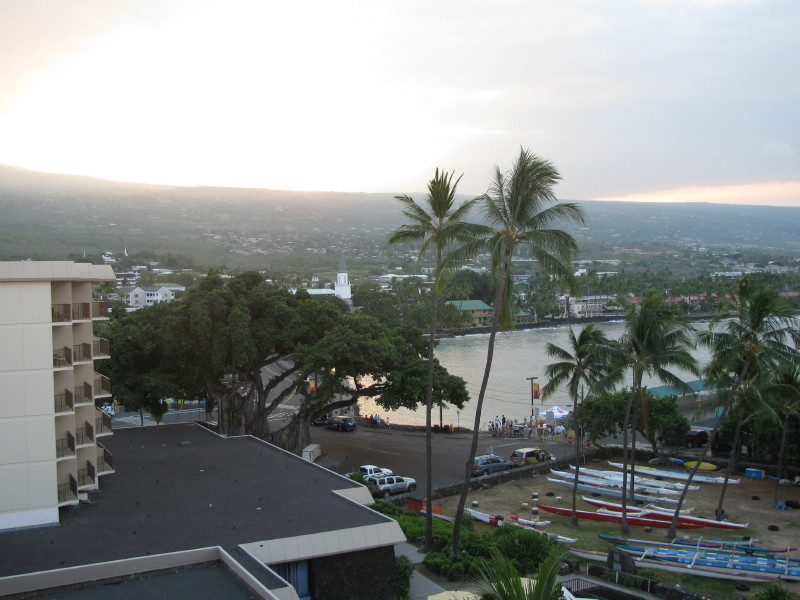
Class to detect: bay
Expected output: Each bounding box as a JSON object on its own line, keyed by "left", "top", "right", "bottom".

{"left": 360, "top": 321, "right": 712, "bottom": 428}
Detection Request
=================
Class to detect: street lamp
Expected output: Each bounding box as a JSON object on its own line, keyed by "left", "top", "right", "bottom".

{"left": 526, "top": 376, "right": 539, "bottom": 424}
{"left": 457, "top": 410, "right": 460, "bottom": 430}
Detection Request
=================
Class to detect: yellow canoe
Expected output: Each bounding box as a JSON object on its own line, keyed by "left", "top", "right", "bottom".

{"left": 683, "top": 460, "right": 717, "bottom": 471}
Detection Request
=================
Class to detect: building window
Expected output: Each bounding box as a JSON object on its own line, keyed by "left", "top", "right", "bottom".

{"left": 271, "top": 560, "right": 310, "bottom": 600}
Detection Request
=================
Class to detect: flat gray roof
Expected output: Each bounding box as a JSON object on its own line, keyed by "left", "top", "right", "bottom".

{"left": 0, "top": 424, "right": 389, "bottom": 579}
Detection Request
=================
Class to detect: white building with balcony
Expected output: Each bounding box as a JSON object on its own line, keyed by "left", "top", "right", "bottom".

{"left": 0, "top": 261, "right": 115, "bottom": 531}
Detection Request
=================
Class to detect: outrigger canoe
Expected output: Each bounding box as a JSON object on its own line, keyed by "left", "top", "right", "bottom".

{"left": 581, "top": 495, "right": 693, "bottom": 515}
{"left": 616, "top": 545, "right": 800, "bottom": 578}
{"left": 569, "top": 548, "right": 781, "bottom": 583}
{"left": 548, "top": 477, "right": 680, "bottom": 506}
{"left": 598, "top": 533, "right": 797, "bottom": 554}
{"left": 536, "top": 503, "right": 704, "bottom": 529}
{"left": 465, "top": 507, "right": 505, "bottom": 526}
{"left": 594, "top": 508, "right": 749, "bottom": 530}
{"left": 607, "top": 461, "right": 739, "bottom": 484}
{"left": 615, "top": 544, "right": 800, "bottom": 567}
{"left": 569, "top": 466, "right": 699, "bottom": 491}
{"left": 551, "top": 469, "right": 681, "bottom": 494}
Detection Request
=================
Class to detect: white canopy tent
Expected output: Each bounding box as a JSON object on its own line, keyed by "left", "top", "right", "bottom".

{"left": 539, "top": 405, "right": 570, "bottom": 419}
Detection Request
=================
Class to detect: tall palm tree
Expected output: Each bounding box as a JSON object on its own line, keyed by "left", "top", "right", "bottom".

{"left": 387, "top": 168, "right": 482, "bottom": 552}
{"left": 449, "top": 148, "right": 584, "bottom": 559}
{"left": 667, "top": 277, "right": 798, "bottom": 537}
{"left": 766, "top": 364, "right": 800, "bottom": 507}
{"left": 608, "top": 291, "right": 698, "bottom": 536}
{"left": 541, "top": 325, "right": 619, "bottom": 525}
{"left": 472, "top": 546, "right": 568, "bottom": 600}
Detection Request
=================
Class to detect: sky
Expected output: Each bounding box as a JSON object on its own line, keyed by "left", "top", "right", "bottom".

{"left": 0, "top": 1, "right": 798, "bottom": 206}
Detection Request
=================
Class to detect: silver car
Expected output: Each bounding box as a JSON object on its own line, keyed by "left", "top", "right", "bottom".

{"left": 367, "top": 475, "right": 417, "bottom": 498}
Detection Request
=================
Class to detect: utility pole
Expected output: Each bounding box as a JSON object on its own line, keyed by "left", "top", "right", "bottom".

{"left": 526, "top": 376, "right": 539, "bottom": 423}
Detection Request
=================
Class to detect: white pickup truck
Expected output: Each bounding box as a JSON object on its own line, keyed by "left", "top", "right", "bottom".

{"left": 359, "top": 465, "right": 393, "bottom": 478}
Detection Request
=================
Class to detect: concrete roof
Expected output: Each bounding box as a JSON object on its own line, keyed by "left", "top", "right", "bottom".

{"left": 0, "top": 424, "right": 398, "bottom": 580}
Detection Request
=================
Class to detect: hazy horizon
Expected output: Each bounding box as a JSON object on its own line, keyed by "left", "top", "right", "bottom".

{"left": 1, "top": 2, "right": 798, "bottom": 206}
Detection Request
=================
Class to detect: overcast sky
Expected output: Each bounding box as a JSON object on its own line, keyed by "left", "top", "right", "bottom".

{"left": 1, "top": 1, "right": 798, "bottom": 205}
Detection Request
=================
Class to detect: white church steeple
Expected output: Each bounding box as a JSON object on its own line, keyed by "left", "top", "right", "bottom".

{"left": 334, "top": 253, "right": 351, "bottom": 301}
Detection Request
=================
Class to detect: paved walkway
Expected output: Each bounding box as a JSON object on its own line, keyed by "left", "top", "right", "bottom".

{"left": 394, "top": 542, "right": 446, "bottom": 600}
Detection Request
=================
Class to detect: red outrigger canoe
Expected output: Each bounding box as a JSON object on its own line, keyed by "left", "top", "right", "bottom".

{"left": 537, "top": 503, "right": 705, "bottom": 529}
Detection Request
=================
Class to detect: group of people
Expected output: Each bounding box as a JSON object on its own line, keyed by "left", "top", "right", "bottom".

{"left": 366, "top": 414, "right": 389, "bottom": 428}
{"left": 487, "top": 415, "right": 566, "bottom": 439}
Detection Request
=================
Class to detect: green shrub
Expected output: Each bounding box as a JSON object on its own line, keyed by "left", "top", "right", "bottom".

{"left": 751, "top": 585, "right": 799, "bottom": 600}
{"left": 394, "top": 555, "right": 414, "bottom": 600}
{"left": 489, "top": 526, "right": 551, "bottom": 575}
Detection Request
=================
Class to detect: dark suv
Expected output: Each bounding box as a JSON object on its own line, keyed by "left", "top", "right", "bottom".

{"left": 685, "top": 429, "right": 709, "bottom": 448}
{"left": 325, "top": 416, "right": 357, "bottom": 431}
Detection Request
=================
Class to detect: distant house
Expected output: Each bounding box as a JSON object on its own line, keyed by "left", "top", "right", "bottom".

{"left": 446, "top": 299, "right": 493, "bottom": 326}
{"left": 115, "top": 285, "right": 176, "bottom": 310}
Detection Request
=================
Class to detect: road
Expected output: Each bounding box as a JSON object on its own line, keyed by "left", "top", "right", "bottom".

{"left": 309, "top": 424, "right": 569, "bottom": 495}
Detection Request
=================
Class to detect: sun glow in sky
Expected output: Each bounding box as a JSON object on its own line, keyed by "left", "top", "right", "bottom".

{"left": 1, "top": 1, "right": 799, "bottom": 206}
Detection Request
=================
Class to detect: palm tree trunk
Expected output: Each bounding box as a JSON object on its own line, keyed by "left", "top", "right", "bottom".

{"left": 423, "top": 252, "right": 441, "bottom": 552}
{"left": 716, "top": 405, "right": 745, "bottom": 520}
{"left": 571, "top": 418, "right": 581, "bottom": 526}
{"left": 619, "top": 388, "right": 635, "bottom": 537}
{"left": 449, "top": 250, "right": 511, "bottom": 560}
{"left": 667, "top": 395, "right": 733, "bottom": 538}
{"left": 774, "top": 412, "right": 788, "bottom": 507}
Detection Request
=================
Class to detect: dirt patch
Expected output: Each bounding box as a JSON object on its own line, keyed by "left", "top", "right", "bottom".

{"left": 431, "top": 458, "right": 800, "bottom": 597}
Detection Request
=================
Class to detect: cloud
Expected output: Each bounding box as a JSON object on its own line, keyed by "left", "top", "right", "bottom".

{"left": 593, "top": 181, "right": 800, "bottom": 207}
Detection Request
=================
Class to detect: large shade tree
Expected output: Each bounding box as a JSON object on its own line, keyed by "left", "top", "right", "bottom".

{"left": 387, "top": 168, "right": 482, "bottom": 552}
{"left": 449, "top": 148, "right": 584, "bottom": 559}
{"left": 541, "top": 325, "right": 618, "bottom": 525}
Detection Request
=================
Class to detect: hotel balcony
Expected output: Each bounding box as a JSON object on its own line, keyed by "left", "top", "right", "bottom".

{"left": 94, "top": 373, "right": 111, "bottom": 399}
{"left": 74, "top": 381, "right": 93, "bottom": 405}
{"left": 75, "top": 422, "right": 95, "bottom": 447}
{"left": 57, "top": 474, "right": 78, "bottom": 506}
{"left": 92, "top": 337, "right": 110, "bottom": 359}
{"left": 53, "top": 346, "right": 73, "bottom": 368}
{"left": 77, "top": 461, "right": 96, "bottom": 490}
{"left": 95, "top": 409, "right": 113, "bottom": 437}
{"left": 56, "top": 431, "right": 76, "bottom": 459}
{"left": 92, "top": 301, "right": 109, "bottom": 319}
{"left": 72, "top": 302, "right": 91, "bottom": 321}
{"left": 72, "top": 342, "right": 92, "bottom": 363}
{"left": 54, "top": 389, "right": 74, "bottom": 414}
{"left": 96, "top": 445, "right": 114, "bottom": 476}
{"left": 52, "top": 303, "right": 71, "bottom": 323}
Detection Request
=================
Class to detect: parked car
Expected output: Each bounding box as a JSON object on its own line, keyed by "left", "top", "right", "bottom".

{"left": 325, "top": 416, "right": 357, "bottom": 431}
{"left": 686, "top": 429, "right": 710, "bottom": 448}
{"left": 367, "top": 475, "right": 417, "bottom": 498}
{"left": 469, "top": 454, "right": 513, "bottom": 476}
{"left": 359, "top": 465, "right": 393, "bottom": 478}
{"left": 311, "top": 414, "right": 329, "bottom": 426}
{"left": 509, "top": 447, "right": 551, "bottom": 467}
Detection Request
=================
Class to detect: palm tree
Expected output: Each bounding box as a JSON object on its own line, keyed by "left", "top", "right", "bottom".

{"left": 766, "top": 364, "right": 800, "bottom": 507}
{"left": 472, "top": 546, "right": 568, "bottom": 600}
{"left": 608, "top": 291, "right": 698, "bottom": 536}
{"left": 387, "top": 168, "right": 482, "bottom": 552}
{"left": 667, "top": 277, "right": 798, "bottom": 537}
{"left": 541, "top": 325, "right": 619, "bottom": 525}
{"left": 449, "top": 148, "right": 584, "bottom": 559}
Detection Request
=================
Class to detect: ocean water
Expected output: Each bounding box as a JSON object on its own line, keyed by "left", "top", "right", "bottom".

{"left": 359, "top": 321, "right": 712, "bottom": 428}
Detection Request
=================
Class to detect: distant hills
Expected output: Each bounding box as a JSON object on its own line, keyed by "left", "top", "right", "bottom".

{"left": 1, "top": 162, "right": 798, "bottom": 269}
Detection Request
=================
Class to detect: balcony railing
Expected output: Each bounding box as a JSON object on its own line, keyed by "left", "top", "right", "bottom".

{"left": 78, "top": 461, "right": 96, "bottom": 488}
{"left": 92, "top": 301, "right": 109, "bottom": 318}
{"left": 72, "top": 302, "right": 91, "bottom": 320}
{"left": 97, "top": 445, "right": 114, "bottom": 474}
{"left": 93, "top": 337, "right": 110, "bottom": 357}
{"left": 56, "top": 431, "right": 76, "bottom": 458}
{"left": 53, "top": 346, "right": 72, "bottom": 368}
{"left": 74, "top": 381, "right": 93, "bottom": 405}
{"left": 52, "top": 304, "right": 71, "bottom": 323}
{"left": 73, "top": 342, "right": 92, "bottom": 362}
{"left": 54, "top": 389, "right": 74, "bottom": 413}
{"left": 75, "top": 422, "right": 94, "bottom": 446}
{"left": 94, "top": 374, "right": 111, "bottom": 397}
{"left": 96, "top": 410, "right": 113, "bottom": 435}
{"left": 57, "top": 474, "right": 78, "bottom": 505}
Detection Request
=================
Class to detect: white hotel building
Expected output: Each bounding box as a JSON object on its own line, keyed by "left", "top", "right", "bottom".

{"left": 0, "top": 261, "right": 115, "bottom": 531}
